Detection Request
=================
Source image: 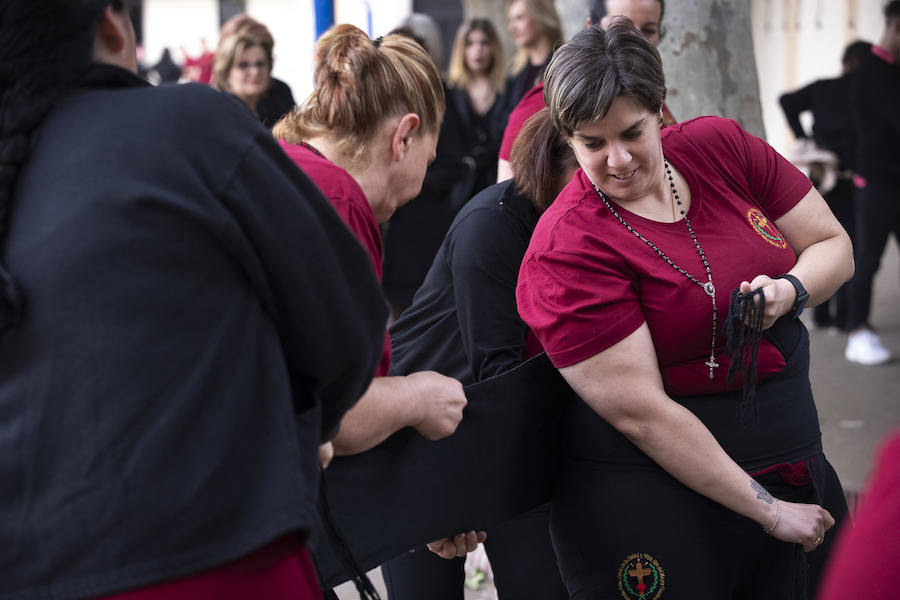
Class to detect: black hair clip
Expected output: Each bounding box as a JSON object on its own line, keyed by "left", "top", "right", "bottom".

{"left": 373, "top": 35, "right": 383, "bottom": 49}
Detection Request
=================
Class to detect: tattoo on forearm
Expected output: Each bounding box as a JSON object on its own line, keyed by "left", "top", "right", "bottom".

{"left": 751, "top": 481, "right": 774, "bottom": 504}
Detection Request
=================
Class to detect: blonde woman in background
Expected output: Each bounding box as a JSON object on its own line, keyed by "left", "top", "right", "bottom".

{"left": 446, "top": 18, "right": 507, "bottom": 194}
{"left": 213, "top": 14, "right": 296, "bottom": 127}
{"left": 211, "top": 30, "right": 272, "bottom": 121}
{"left": 503, "top": 0, "right": 562, "bottom": 113}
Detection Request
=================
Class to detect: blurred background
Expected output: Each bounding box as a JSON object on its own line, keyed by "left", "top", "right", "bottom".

{"left": 133, "top": 0, "right": 886, "bottom": 158}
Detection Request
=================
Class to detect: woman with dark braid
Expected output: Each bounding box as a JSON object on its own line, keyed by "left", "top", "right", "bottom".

{"left": 273, "top": 25, "right": 468, "bottom": 459}
{"left": 0, "top": 1, "right": 386, "bottom": 598}
{"left": 516, "top": 21, "right": 853, "bottom": 598}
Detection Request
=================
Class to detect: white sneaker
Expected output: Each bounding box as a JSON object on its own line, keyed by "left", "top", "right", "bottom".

{"left": 845, "top": 329, "right": 893, "bottom": 365}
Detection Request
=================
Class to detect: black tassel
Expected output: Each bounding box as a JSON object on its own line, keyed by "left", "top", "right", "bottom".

{"left": 319, "top": 470, "right": 382, "bottom": 600}
{"left": 725, "top": 287, "right": 765, "bottom": 424}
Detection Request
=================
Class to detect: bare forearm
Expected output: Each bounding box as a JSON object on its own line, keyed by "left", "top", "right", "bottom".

{"left": 776, "top": 187, "right": 855, "bottom": 308}
{"left": 561, "top": 325, "right": 832, "bottom": 550}
{"left": 332, "top": 376, "right": 419, "bottom": 456}
{"left": 787, "top": 232, "right": 854, "bottom": 307}
{"left": 332, "top": 371, "right": 467, "bottom": 455}
{"left": 613, "top": 398, "right": 778, "bottom": 527}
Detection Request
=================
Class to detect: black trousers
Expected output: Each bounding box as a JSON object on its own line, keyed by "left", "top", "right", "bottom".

{"left": 813, "top": 179, "right": 855, "bottom": 328}
{"left": 847, "top": 180, "right": 900, "bottom": 331}
{"left": 549, "top": 319, "right": 846, "bottom": 599}
{"left": 550, "top": 457, "right": 846, "bottom": 600}
{"left": 381, "top": 503, "right": 568, "bottom": 600}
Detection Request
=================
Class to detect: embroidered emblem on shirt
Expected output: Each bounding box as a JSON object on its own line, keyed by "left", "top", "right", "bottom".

{"left": 618, "top": 553, "right": 665, "bottom": 600}
{"left": 746, "top": 208, "right": 787, "bottom": 249}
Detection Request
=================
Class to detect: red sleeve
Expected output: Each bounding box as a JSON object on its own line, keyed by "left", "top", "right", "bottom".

{"left": 515, "top": 172, "right": 645, "bottom": 368}
{"left": 498, "top": 82, "right": 546, "bottom": 161}
{"left": 818, "top": 431, "right": 900, "bottom": 600}
{"left": 517, "top": 250, "right": 644, "bottom": 368}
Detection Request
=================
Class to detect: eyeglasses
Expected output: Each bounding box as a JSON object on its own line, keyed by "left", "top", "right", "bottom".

{"left": 235, "top": 60, "right": 269, "bottom": 71}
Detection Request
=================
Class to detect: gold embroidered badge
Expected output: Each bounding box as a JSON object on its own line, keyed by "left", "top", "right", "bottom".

{"left": 617, "top": 553, "right": 665, "bottom": 600}
{"left": 746, "top": 208, "right": 787, "bottom": 249}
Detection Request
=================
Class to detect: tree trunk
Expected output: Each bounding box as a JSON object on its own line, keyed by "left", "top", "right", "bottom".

{"left": 461, "top": 0, "right": 765, "bottom": 137}
{"left": 658, "top": 0, "right": 765, "bottom": 137}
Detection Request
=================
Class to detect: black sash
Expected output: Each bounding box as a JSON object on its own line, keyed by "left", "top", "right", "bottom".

{"left": 312, "top": 352, "right": 574, "bottom": 588}
{"left": 562, "top": 317, "right": 822, "bottom": 472}
{"left": 314, "top": 318, "right": 820, "bottom": 588}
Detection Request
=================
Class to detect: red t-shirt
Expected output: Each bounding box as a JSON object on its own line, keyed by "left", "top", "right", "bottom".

{"left": 96, "top": 535, "right": 320, "bottom": 600}
{"left": 499, "top": 82, "right": 546, "bottom": 161}
{"left": 280, "top": 140, "right": 391, "bottom": 376}
{"left": 498, "top": 80, "right": 677, "bottom": 161}
{"left": 516, "top": 116, "right": 812, "bottom": 395}
{"left": 818, "top": 431, "right": 900, "bottom": 600}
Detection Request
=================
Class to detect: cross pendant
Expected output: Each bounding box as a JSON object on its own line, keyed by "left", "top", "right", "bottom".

{"left": 706, "top": 357, "right": 720, "bottom": 379}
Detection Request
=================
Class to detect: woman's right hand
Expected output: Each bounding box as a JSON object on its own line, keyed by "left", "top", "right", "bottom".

{"left": 426, "top": 530, "right": 487, "bottom": 559}
{"left": 407, "top": 371, "right": 467, "bottom": 440}
{"left": 768, "top": 499, "right": 835, "bottom": 552}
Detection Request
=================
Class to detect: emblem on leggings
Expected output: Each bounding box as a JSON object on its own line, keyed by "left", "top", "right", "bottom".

{"left": 746, "top": 208, "right": 787, "bottom": 249}
{"left": 617, "top": 553, "right": 665, "bottom": 600}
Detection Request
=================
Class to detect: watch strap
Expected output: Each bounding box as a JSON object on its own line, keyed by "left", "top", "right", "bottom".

{"left": 774, "top": 273, "right": 809, "bottom": 319}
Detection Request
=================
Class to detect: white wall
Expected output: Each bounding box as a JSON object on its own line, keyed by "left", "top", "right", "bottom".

{"left": 246, "top": 0, "right": 316, "bottom": 102}
{"left": 143, "top": 0, "right": 219, "bottom": 70}
{"left": 752, "top": 0, "right": 884, "bottom": 156}
{"left": 335, "top": 0, "right": 414, "bottom": 37}
{"left": 141, "top": 0, "right": 414, "bottom": 105}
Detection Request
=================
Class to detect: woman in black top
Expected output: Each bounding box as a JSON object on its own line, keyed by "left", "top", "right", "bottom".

{"left": 0, "top": 2, "right": 384, "bottom": 597}
{"left": 381, "top": 108, "right": 578, "bottom": 600}
{"left": 445, "top": 19, "right": 508, "bottom": 197}
{"left": 503, "top": 0, "right": 562, "bottom": 117}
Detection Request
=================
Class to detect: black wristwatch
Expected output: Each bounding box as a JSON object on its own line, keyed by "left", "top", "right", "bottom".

{"left": 775, "top": 274, "right": 809, "bottom": 319}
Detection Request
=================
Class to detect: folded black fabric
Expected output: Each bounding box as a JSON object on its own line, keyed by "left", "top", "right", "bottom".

{"left": 313, "top": 353, "right": 574, "bottom": 588}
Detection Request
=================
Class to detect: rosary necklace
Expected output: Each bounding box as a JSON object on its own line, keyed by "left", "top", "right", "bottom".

{"left": 593, "top": 159, "right": 720, "bottom": 379}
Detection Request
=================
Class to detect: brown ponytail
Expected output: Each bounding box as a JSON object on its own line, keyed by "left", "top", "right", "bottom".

{"left": 510, "top": 107, "right": 577, "bottom": 212}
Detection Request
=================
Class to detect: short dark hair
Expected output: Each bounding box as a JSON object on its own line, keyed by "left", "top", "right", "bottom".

{"left": 886, "top": 0, "right": 900, "bottom": 20}
{"left": 543, "top": 17, "right": 666, "bottom": 138}
{"left": 842, "top": 40, "right": 871, "bottom": 70}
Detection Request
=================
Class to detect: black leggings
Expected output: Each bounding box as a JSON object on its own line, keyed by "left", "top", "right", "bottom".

{"left": 382, "top": 504, "right": 568, "bottom": 600}
{"left": 847, "top": 180, "right": 900, "bottom": 330}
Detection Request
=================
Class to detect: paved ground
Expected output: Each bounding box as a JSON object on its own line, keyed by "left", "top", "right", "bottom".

{"left": 334, "top": 240, "right": 900, "bottom": 600}
{"left": 810, "top": 238, "right": 900, "bottom": 495}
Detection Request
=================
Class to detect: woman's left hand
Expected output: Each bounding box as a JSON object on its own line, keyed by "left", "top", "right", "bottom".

{"left": 739, "top": 276, "right": 798, "bottom": 329}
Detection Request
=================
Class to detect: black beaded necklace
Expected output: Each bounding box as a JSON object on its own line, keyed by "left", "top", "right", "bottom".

{"left": 593, "top": 159, "right": 720, "bottom": 379}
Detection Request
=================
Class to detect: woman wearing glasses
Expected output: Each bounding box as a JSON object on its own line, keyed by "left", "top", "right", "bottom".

{"left": 212, "top": 29, "right": 273, "bottom": 121}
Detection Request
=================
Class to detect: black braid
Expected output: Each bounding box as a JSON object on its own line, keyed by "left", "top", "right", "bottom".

{"left": 0, "top": 0, "right": 116, "bottom": 336}
{"left": 725, "top": 287, "right": 765, "bottom": 425}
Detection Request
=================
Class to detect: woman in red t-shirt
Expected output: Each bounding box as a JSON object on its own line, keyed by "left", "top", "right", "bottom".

{"left": 272, "top": 25, "right": 469, "bottom": 465}
{"left": 516, "top": 20, "right": 854, "bottom": 598}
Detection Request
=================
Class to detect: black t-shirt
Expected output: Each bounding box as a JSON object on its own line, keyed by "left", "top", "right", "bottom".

{"left": 389, "top": 180, "right": 539, "bottom": 385}
{"left": 779, "top": 75, "right": 858, "bottom": 169}
{"left": 851, "top": 49, "right": 900, "bottom": 182}
{"left": 258, "top": 77, "right": 296, "bottom": 128}
{"left": 0, "top": 64, "right": 386, "bottom": 599}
